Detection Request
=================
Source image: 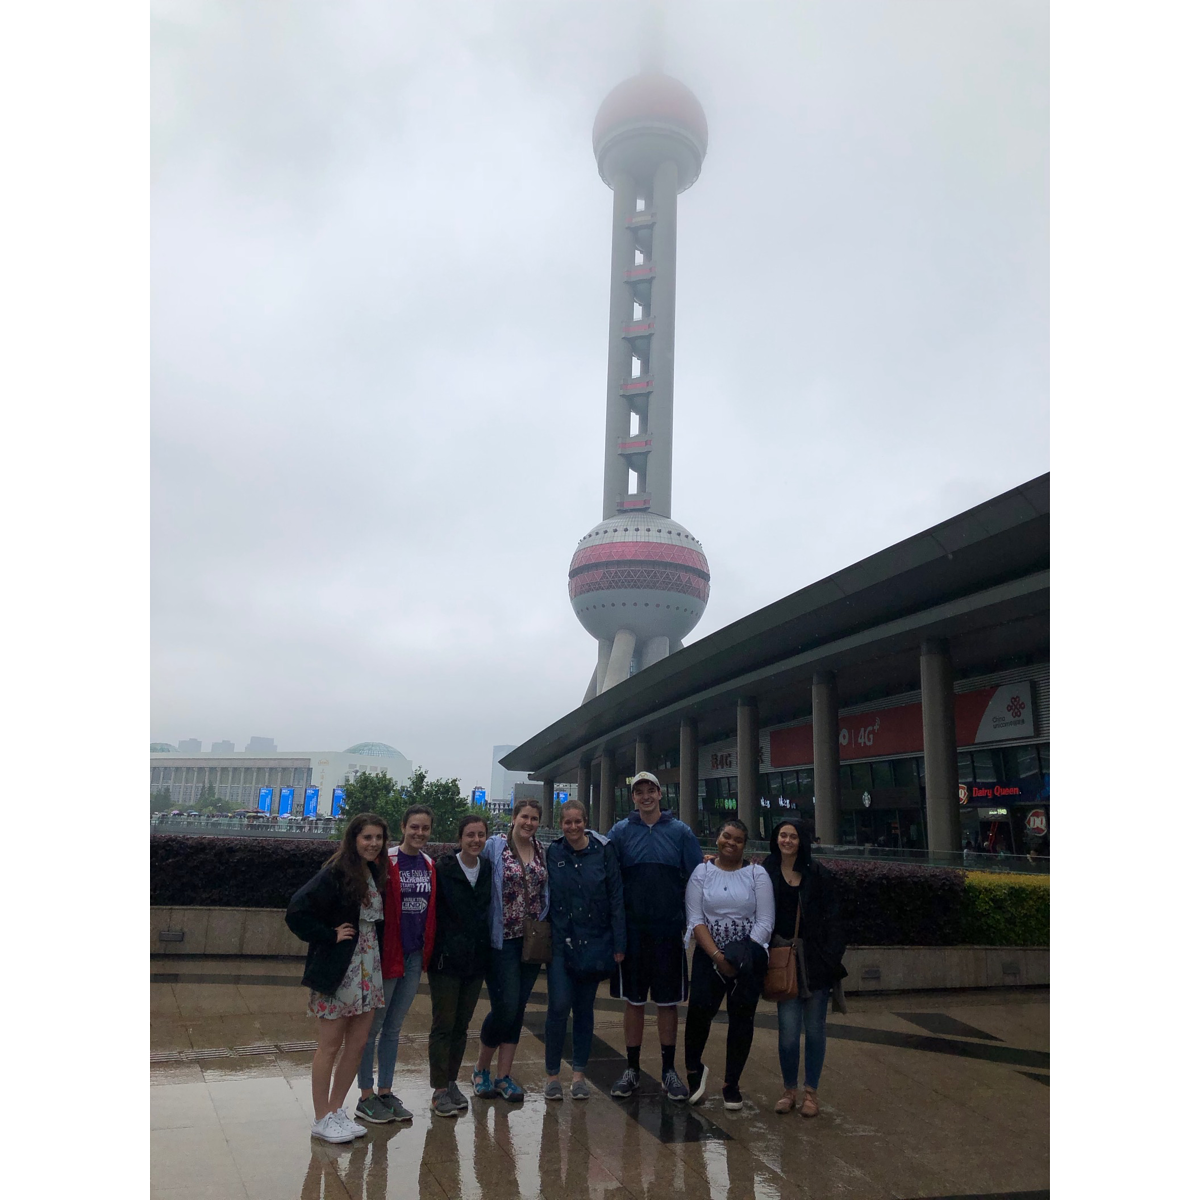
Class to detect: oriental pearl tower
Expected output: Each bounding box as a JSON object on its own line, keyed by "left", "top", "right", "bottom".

{"left": 570, "top": 70, "right": 712, "bottom": 702}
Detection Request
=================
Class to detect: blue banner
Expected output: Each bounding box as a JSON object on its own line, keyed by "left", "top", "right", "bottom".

{"left": 332, "top": 787, "right": 346, "bottom": 817}
{"left": 471, "top": 787, "right": 487, "bottom": 806}
{"left": 279, "top": 787, "right": 294, "bottom": 815}
{"left": 258, "top": 787, "right": 273, "bottom": 813}
{"left": 304, "top": 787, "right": 319, "bottom": 817}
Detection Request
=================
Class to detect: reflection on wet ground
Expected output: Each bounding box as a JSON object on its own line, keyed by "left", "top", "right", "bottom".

{"left": 151, "top": 957, "right": 1049, "bottom": 1199}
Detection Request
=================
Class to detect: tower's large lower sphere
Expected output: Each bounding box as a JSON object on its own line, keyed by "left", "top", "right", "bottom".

{"left": 569, "top": 516, "right": 710, "bottom": 643}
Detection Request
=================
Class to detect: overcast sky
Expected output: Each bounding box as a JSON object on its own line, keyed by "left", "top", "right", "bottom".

{"left": 151, "top": 0, "right": 1048, "bottom": 790}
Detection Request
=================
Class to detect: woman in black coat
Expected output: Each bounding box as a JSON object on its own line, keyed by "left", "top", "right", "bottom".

{"left": 542, "top": 799, "right": 625, "bottom": 1101}
{"left": 285, "top": 812, "right": 391, "bottom": 1144}
{"left": 426, "top": 813, "right": 493, "bottom": 1119}
{"left": 762, "top": 818, "right": 847, "bottom": 1118}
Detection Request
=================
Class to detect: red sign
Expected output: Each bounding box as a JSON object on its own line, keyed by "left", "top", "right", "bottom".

{"left": 1024, "top": 809, "right": 1048, "bottom": 837}
{"left": 958, "top": 784, "right": 969, "bottom": 805}
{"left": 768, "top": 682, "right": 1035, "bottom": 768}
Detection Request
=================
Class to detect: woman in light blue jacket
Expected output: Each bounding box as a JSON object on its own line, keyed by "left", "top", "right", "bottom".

{"left": 470, "top": 798, "right": 550, "bottom": 1102}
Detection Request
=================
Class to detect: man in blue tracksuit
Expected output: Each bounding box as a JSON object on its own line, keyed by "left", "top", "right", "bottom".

{"left": 606, "top": 771, "right": 703, "bottom": 1100}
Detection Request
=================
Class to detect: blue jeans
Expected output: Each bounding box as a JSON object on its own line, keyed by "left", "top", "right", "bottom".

{"left": 777, "top": 988, "right": 829, "bottom": 1090}
{"left": 543, "top": 954, "right": 601, "bottom": 1074}
{"left": 357, "top": 950, "right": 423, "bottom": 1090}
{"left": 480, "top": 938, "right": 541, "bottom": 1049}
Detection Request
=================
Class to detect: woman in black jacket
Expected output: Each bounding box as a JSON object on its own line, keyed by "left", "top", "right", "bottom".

{"left": 285, "top": 812, "right": 391, "bottom": 1144}
{"left": 542, "top": 799, "right": 625, "bottom": 1101}
{"left": 762, "top": 817, "right": 847, "bottom": 1118}
{"left": 427, "top": 813, "right": 493, "bottom": 1119}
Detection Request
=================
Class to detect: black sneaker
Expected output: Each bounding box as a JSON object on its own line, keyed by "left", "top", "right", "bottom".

{"left": 687, "top": 1065, "right": 709, "bottom": 1106}
{"left": 610, "top": 1067, "right": 640, "bottom": 1098}
{"left": 722, "top": 1084, "right": 743, "bottom": 1111}
{"left": 431, "top": 1090, "right": 458, "bottom": 1119}
{"left": 354, "top": 1094, "right": 395, "bottom": 1124}
{"left": 446, "top": 1081, "right": 469, "bottom": 1111}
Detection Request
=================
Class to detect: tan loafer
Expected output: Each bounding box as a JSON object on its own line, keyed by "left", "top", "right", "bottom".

{"left": 774, "top": 1089, "right": 797, "bottom": 1114}
{"left": 800, "top": 1087, "right": 819, "bottom": 1118}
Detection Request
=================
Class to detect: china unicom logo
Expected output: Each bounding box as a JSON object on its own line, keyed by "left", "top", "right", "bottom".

{"left": 1006, "top": 695, "right": 1027, "bottom": 720}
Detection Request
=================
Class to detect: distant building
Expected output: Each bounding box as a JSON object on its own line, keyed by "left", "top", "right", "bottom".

{"left": 489, "top": 745, "right": 525, "bottom": 812}
{"left": 245, "top": 736, "right": 277, "bottom": 754}
{"left": 210, "top": 740, "right": 235, "bottom": 753}
{"left": 177, "top": 738, "right": 202, "bottom": 753}
{"left": 150, "top": 743, "right": 176, "bottom": 754}
{"left": 150, "top": 741, "right": 414, "bottom": 816}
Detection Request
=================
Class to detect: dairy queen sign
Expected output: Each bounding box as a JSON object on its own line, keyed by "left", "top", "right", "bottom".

{"left": 1024, "top": 809, "right": 1048, "bottom": 838}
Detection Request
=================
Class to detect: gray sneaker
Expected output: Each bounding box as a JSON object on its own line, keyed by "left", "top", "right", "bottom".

{"left": 376, "top": 1093, "right": 413, "bottom": 1122}
{"left": 354, "top": 1094, "right": 395, "bottom": 1125}
{"left": 446, "top": 1081, "right": 469, "bottom": 1111}
{"left": 570, "top": 1080, "right": 591, "bottom": 1101}
{"left": 431, "top": 1090, "right": 459, "bottom": 1119}
{"left": 662, "top": 1068, "right": 689, "bottom": 1102}
{"left": 610, "top": 1068, "right": 640, "bottom": 1098}
{"left": 544, "top": 1079, "right": 564, "bottom": 1101}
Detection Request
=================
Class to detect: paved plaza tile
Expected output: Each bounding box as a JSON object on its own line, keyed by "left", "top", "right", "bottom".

{"left": 151, "top": 958, "right": 1049, "bottom": 1199}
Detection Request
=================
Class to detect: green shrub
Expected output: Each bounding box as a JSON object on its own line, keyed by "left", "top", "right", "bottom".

{"left": 961, "top": 873, "right": 1050, "bottom": 945}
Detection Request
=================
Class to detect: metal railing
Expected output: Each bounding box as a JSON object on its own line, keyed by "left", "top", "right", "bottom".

{"left": 150, "top": 816, "right": 337, "bottom": 840}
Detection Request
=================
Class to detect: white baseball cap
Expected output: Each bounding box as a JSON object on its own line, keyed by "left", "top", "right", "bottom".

{"left": 629, "top": 771, "right": 661, "bottom": 789}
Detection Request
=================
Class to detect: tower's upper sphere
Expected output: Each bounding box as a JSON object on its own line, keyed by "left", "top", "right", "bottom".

{"left": 593, "top": 73, "right": 708, "bottom": 192}
{"left": 569, "top": 515, "right": 710, "bottom": 643}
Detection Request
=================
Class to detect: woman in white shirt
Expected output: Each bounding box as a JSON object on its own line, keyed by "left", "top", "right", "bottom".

{"left": 683, "top": 818, "right": 775, "bottom": 1109}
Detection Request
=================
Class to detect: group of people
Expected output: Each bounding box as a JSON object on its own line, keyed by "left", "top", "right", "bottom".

{"left": 285, "top": 772, "right": 847, "bottom": 1144}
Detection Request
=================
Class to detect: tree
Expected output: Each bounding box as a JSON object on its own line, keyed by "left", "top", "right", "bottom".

{"left": 150, "top": 787, "right": 173, "bottom": 813}
{"left": 195, "top": 783, "right": 238, "bottom": 815}
{"left": 337, "top": 767, "right": 472, "bottom": 843}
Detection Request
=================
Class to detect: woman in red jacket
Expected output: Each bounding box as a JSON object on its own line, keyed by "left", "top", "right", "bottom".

{"left": 353, "top": 804, "right": 438, "bottom": 1124}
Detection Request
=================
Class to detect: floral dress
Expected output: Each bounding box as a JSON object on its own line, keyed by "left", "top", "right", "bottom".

{"left": 307, "top": 874, "right": 386, "bottom": 1019}
{"left": 500, "top": 843, "right": 547, "bottom": 941}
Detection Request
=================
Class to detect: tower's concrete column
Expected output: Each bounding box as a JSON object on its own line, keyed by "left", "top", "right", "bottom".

{"left": 601, "top": 629, "right": 636, "bottom": 692}
{"left": 599, "top": 749, "right": 615, "bottom": 833}
{"left": 641, "top": 635, "right": 669, "bottom": 668}
{"left": 679, "top": 717, "right": 698, "bottom": 829}
{"left": 602, "top": 171, "right": 639, "bottom": 519}
{"left": 921, "top": 638, "right": 961, "bottom": 854}
{"left": 812, "top": 672, "right": 841, "bottom": 845}
{"left": 646, "top": 159, "right": 678, "bottom": 515}
{"left": 635, "top": 735, "right": 650, "bottom": 776}
{"left": 596, "top": 639, "right": 613, "bottom": 692}
{"left": 736, "top": 698, "right": 759, "bottom": 834}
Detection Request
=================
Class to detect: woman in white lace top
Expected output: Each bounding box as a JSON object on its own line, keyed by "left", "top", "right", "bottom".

{"left": 682, "top": 818, "right": 775, "bottom": 1110}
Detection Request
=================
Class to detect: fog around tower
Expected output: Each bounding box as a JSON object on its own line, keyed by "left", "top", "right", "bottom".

{"left": 151, "top": 1, "right": 1048, "bottom": 790}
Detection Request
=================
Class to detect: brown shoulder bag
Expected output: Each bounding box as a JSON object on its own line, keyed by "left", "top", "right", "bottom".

{"left": 762, "top": 887, "right": 801, "bottom": 1002}
{"left": 517, "top": 848, "right": 552, "bottom": 965}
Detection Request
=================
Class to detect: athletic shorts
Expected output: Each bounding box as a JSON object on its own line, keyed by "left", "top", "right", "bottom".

{"left": 610, "top": 926, "right": 689, "bottom": 1006}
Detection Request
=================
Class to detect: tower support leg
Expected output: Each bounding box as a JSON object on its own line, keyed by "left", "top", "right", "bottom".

{"left": 601, "top": 629, "right": 636, "bottom": 692}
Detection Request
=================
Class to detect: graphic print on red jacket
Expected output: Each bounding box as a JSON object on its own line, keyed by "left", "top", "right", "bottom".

{"left": 381, "top": 845, "right": 437, "bottom": 979}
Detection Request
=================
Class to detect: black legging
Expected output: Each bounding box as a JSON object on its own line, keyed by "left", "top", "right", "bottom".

{"left": 684, "top": 950, "right": 761, "bottom": 1087}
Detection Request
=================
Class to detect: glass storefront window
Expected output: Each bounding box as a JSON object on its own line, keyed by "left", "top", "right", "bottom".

{"left": 781, "top": 771, "right": 799, "bottom": 800}
{"left": 1015, "top": 744, "right": 1041, "bottom": 779}
{"left": 972, "top": 751, "right": 1000, "bottom": 783}
{"left": 893, "top": 758, "right": 918, "bottom": 788}
{"left": 849, "top": 764, "right": 871, "bottom": 793}
{"left": 796, "top": 767, "right": 813, "bottom": 794}
{"left": 767, "top": 774, "right": 782, "bottom": 799}
{"left": 839, "top": 766, "right": 852, "bottom": 792}
{"left": 871, "top": 761, "right": 894, "bottom": 789}
{"left": 1038, "top": 744, "right": 1050, "bottom": 775}
{"left": 957, "top": 754, "right": 974, "bottom": 783}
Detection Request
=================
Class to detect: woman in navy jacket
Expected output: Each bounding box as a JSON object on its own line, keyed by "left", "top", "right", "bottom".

{"left": 542, "top": 799, "right": 626, "bottom": 1100}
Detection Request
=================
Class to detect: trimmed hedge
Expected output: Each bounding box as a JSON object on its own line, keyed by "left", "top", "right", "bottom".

{"left": 149, "top": 836, "right": 1048, "bottom": 947}
{"left": 149, "top": 835, "right": 459, "bottom": 909}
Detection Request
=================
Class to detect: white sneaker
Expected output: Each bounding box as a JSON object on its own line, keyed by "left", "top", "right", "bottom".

{"left": 335, "top": 1108, "right": 368, "bottom": 1137}
{"left": 310, "top": 1112, "right": 355, "bottom": 1144}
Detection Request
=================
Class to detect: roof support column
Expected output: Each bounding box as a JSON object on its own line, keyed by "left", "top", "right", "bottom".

{"left": 576, "top": 760, "right": 592, "bottom": 825}
{"left": 921, "top": 638, "right": 961, "bottom": 854}
{"left": 542, "top": 779, "right": 555, "bottom": 816}
{"left": 736, "top": 698, "right": 759, "bottom": 834}
{"left": 812, "top": 672, "right": 841, "bottom": 846}
{"left": 635, "top": 735, "right": 650, "bottom": 776}
{"left": 599, "top": 749, "right": 615, "bottom": 833}
{"left": 679, "top": 717, "right": 698, "bottom": 830}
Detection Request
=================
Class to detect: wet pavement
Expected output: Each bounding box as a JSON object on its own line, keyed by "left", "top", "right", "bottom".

{"left": 151, "top": 957, "right": 1049, "bottom": 1199}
